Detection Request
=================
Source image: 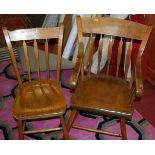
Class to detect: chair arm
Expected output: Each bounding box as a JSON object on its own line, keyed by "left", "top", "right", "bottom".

{"left": 134, "top": 58, "right": 143, "bottom": 98}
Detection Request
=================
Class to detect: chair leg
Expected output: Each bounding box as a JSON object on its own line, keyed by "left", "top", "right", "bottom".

{"left": 67, "top": 109, "right": 78, "bottom": 131}
{"left": 120, "top": 118, "right": 127, "bottom": 140}
{"left": 60, "top": 115, "right": 69, "bottom": 140}
{"left": 18, "top": 119, "right": 24, "bottom": 140}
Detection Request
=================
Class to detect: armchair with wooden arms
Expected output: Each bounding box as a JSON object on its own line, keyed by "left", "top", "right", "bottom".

{"left": 2, "top": 24, "right": 69, "bottom": 140}
{"left": 67, "top": 16, "right": 153, "bottom": 139}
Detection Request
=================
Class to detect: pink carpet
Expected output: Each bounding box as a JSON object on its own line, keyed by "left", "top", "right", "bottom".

{"left": 0, "top": 60, "right": 155, "bottom": 140}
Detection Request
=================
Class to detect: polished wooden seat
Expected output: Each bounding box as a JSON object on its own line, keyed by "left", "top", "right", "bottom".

{"left": 3, "top": 25, "right": 69, "bottom": 139}
{"left": 67, "top": 16, "right": 153, "bottom": 139}
{"left": 71, "top": 75, "right": 132, "bottom": 119}
{"left": 13, "top": 80, "right": 66, "bottom": 119}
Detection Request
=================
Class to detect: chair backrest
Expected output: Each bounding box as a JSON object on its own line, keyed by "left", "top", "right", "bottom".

{"left": 3, "top": 24, "right": 64, "bottom": 87}
{"left": 76, "top": 16, "right": 152, "bottom": 82}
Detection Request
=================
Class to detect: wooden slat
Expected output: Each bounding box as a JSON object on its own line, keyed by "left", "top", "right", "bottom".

{"left": 81, "top": 60, "right": 84, "bottom": 80}
{"left": 97, "top": 35, "right": 103, "bottom": 74}
{"left": 73, "top": 125, "right": 121, "bottom": 137}
{"left": 23, "top": 41, "right": 31, "bottom": 81}
{"left": 24, "top": 127, "right": 62, "bottom": 134}
{"left": 116, "top": 38, "right": 123, "bottom": 77}
{"left": 83, "top": 37, "right": 96, "bottom": 68}
{"left": 125, "top": 40, "right": 133, "bottom": 80}
{"left": 33, "top": 40, "right": 40, "bottom": 80}
{"left": 45, "top": 39, "right": 50, "bottom": 80}
{"left": 106, "top": 36, "right": 114, "bottom": 75}
{"left": 88, "top": 33, "right": 93, "bottom": 76}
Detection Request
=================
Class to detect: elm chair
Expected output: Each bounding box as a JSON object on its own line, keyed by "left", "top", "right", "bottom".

{"left": 3, "top": 25, "right": 69, "bottom": 140}
{"left": 67, "top": 16, "right": 152, "bottom": 139}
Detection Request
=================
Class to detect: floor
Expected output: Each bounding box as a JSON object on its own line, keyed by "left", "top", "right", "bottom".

{"left": 0, "top": 60, "right": 155, "bottom": 139}
{"left": 135, "top": 81, "right": 155, "bottom": 128}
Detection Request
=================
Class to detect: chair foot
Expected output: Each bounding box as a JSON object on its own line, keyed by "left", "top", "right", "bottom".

{"left": 60, "top": 116, "right": 69, "bottom": 140}
{"left": 67, "top": 109, "right": 78, "bottom": 131}
{"left": 120, "top": 118, "right": 127, "bottom": 140}
{"left": 18, "top": 119, "right": 24, "bottom": 140}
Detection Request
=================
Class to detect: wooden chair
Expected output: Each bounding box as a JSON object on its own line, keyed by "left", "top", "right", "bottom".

{"left": 67, "top": 16, "right": 153, "bottom": 140}
{"left": 2, "top": 25, "right": 69, "bottom": 140}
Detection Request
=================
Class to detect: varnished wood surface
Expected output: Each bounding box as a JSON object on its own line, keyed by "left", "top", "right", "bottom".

{"left": 70, "top": 16, "right": 153, "bottom": 98}
{"left": 124, "top": 40, "right": 133, "bottom": 80}
{"left": 97, "top": 35, "right": 103, "bottom": 74}
{"left": 81, "top": 17, "right": 148, "bottom": 40}
{"left": 71, "top": 76, "right": 132, "bottom": 119}
{"left": 8, "top": 27, "right": 60, "bottom": 41}
{"left": 67, "top": 16, "right": 153, "bottom": 140}
{"left": 3, "top": 25, "right": 69, "bottom": 139}
{"left": 62, "top": 14, "right": 73, "bottom": 51}
{"left": 106, "top": 36, "right": 114, "bottom": 76}
{"left": 13, "top": 80, "right": 67, "bottom": 119}
{"left": 116, "top": 38, "right": 123, "bottom": 77}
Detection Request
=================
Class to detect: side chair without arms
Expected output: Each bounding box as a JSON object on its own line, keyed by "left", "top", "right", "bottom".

{"left": 67, "top": 16, "right": 153, "bottom": 140}
{"left": 3, "top": 25, "right": 69, "bottom": 140}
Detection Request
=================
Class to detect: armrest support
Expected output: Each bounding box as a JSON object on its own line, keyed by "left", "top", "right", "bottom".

{"left": 134, "top": 25, "right": 153, "bottom": 98}
{"left": 70, "top": 43, "right": 84, "bottom": 89}
{"left": 134, "top": 58, "right": 143, "bottom": 98}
